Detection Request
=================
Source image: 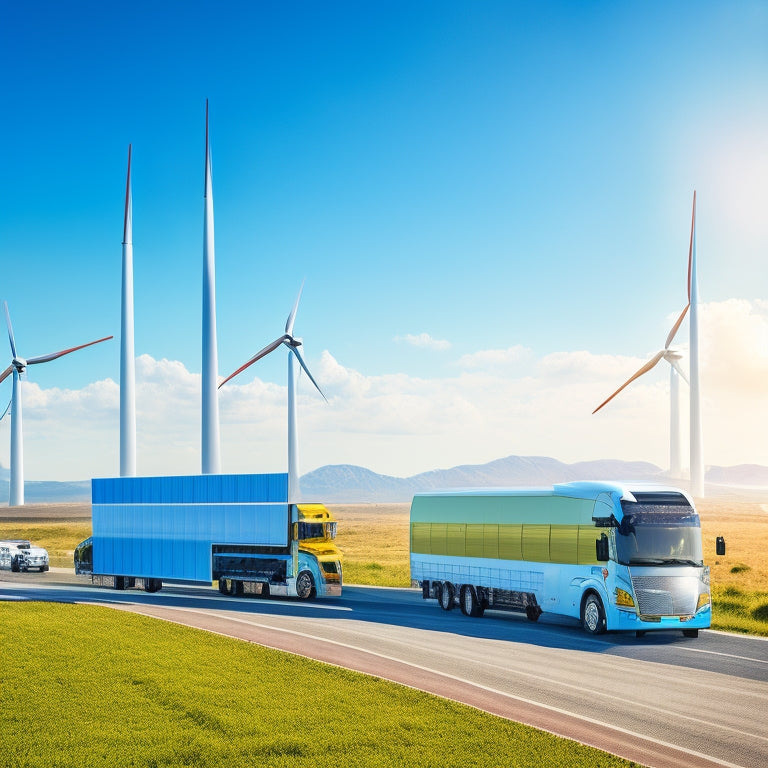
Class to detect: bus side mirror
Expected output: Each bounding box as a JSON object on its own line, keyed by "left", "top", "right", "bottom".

{"left": 716, "top": 536, "right": 726, "bottom": 556}
{"left": 596, "top": 533, "right": 609, "bottom": 562}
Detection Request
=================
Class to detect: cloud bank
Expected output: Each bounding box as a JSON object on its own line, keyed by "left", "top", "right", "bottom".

{"left": 1, "top": 299, "right": 765, "bottom": 481}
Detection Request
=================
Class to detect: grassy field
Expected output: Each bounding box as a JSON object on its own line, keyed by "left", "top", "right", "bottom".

{"left": 0, "top": 602, "right": 641, "bottom": 768}
{"left": 2, "top": 497, "right": 766, "bottom": 635}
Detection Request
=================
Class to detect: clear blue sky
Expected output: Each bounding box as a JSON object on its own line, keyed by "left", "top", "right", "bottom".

{"left": 0, "top": 1, "right": 766, "bottom": 481}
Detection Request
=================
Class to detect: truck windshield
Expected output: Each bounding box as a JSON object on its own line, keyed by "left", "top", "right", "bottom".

{"left": 616, "top": 496, "right": 703, "bottom": 567}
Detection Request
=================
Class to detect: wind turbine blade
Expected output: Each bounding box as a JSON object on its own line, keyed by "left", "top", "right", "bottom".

{"left": 592, "top": 350, "right": 665, "bottom": 414}
{"left": 0, "top": 364, "right": 13, "bottom": 385}
{"left": 26, "top": 336, "right": 113, "bottom": 366}
{"left": 4, "top": 302, "right": 17, "bottom": 358}
{"left": 687, "top": 191, "right": 696, "bottom": 302}
{"left": 670, "top": 358, "right": 690, "bottom": 386}
{"left": 664, "top": 304, "right": 689, "bottom": 349}
{"left": 285, "top": 281, "right": 304, "bottom": 336}
{"left": 290, "top": 346, "right": 327, "bottom": 402}
{"left": 218, "top": 335, "right": 289, "bottom": 388}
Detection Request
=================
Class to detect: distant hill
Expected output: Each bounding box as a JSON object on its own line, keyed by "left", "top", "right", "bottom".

{"left": 0, "top": 457, "right": 766, "bottom": 505}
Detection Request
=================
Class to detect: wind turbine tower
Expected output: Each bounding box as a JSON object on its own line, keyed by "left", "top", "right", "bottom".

{"left": 689, "top": 191, "right": 704, "bottom": 496}
{"left": 120, "top": 144, "right": 137, "bottom": 476}
{"left": 219, "top": 285, "right": 327, "bottom": 502}
{"left": 0, "top": 303, "right": 112, "bottom": 506}
{"left": 201, "top": 100, "right": 221, "bottom": 474}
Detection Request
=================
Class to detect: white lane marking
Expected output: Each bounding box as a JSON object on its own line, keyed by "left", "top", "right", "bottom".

{"left": 678, "top": 646, "right": 768, "bottom": 664}
{"left": 128, "top": 603, "right": 764, "bottom": 766}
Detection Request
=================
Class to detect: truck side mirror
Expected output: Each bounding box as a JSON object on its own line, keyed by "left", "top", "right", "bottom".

{"left": 716, "top": 536, "right": 726, "bottom": 556}
{"left": 596, "top": 533, "right": 609, "bottom": 562}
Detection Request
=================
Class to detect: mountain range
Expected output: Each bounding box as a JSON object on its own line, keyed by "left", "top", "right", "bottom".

{"left": 2, "top": 456, "right": 766, "bottom": 504}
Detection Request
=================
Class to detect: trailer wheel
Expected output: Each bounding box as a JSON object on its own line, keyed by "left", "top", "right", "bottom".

{"left": 115, "top": 576, "right": 127, "bottom": 590}
{"left": 296, "top": 571, "right": 315, "bottom": 600}
{"left": 525, "top": 605, "right": 542, "bottom": 622}
{"left": 218, "top": 579, "right": 230, "bottom": 595}
{"left": 232, "top": 580, "right": 244, "bottom": 597}
{"left": 460, "top": 585, "right": 484, "bottom": 618}
{"left": 439, "top": 582, "right": 455, "bottom": 611}
{"left": 582, "top": 593, "right": 606, "bottom": 635}
{"left": 682, "top": 629, "right": 699, "bottom": 638}
{"left": 259, "top": 583, "right": 270, "bottom": 598}
{"left": 145, "top": 578, "right": 162, "bottom": 593}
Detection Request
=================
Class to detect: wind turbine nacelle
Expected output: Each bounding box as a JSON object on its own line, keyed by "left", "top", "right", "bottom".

{"left": 664, "top": 349, "right": 683, "bottom": 361}
{"left": 12, "top": 357, "right": 27, "bottom": 371}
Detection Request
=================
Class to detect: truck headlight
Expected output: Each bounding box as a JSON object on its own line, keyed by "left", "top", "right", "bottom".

{"left": 615, "top": 588, "right": 635, "bottom": 608}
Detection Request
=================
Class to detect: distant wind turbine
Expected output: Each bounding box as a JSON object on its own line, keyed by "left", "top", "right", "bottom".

{"left": 593, "top": 194, "right": 696, "bottom": 480}
{"left": 0, "top": 302, "right": 112, "bottom": 506}
{"left": 201, "top": 99, "right": 221, "bottom": 474}
{"left": 120, "top": 144, "right": 136, "bottom": 476}
{"left": 219, "top": 285, "right": 326, "bottom": 502}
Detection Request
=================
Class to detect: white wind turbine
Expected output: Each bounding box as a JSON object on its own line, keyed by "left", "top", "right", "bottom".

{"left": 593, "top": 195, "right": 695, "bottom": 479}
{"left": 0, "top": 302, "right": 113, "bottom": 506}
{"left": 219, "top": 285, "right": 326, "bottom": 502}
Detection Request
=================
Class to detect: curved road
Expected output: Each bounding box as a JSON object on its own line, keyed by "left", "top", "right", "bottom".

{"left": 2, "top": 571, "right": 767, "bottom": 768}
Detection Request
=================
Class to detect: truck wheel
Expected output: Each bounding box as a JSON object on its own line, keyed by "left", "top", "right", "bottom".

{"left": 460, "top": 585, "right": 484, "bottom": 618}
{"left": 231, "top": 580, "right": 244, "bottom": 597}
{"left": 296, "top": 571, "right": 315, "bottom": 600}
{"left": 115, "top": 576, "right": 127, "bottom": 590}
{"left": 439, "top": 582, "right": 455, "bottom": 611}
{"left": 218, "top": 579, "right": 230, "bottom": 595}
{"left": 145, "top": 578, "right": 162, "bottom": 593}
{"left": 10, "top": 557, "right": 19, "bottom": 573}
{"left": 525, "top": 605, "right": 542, "bottom": 622}
{"left": 259, "top": 583, "right": 270, "bottom": 598}
{"left": 582, "top": 593, "right": 606, "bottom": 635}
{"left": 682, "top": 629, "right": 699, "bottom": 638}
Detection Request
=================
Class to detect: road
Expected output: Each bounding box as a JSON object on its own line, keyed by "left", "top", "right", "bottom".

{"left": 2, "top": 570, "right": 767, "bottom": 768}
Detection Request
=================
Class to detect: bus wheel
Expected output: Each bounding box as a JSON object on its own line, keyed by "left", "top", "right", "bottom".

{"left": 460, "top": 585, "right": 484, "bottom": 618}
{"left": 582, "top": 593, "right": 607, "bottom": 635}
{"left": 682, "top": 629, "right": 699, "bottom": 638}
{"left": 296, "top": 571, "right": 315, "bottom": 600}
{"left": 636, "top": 630, "right": 647, "bottom": 638}
{"left": 525, "top": 605, "right": 542, "bottom": 622}
{"left": 439, "top": 582, "right": 455, "bottom": 611}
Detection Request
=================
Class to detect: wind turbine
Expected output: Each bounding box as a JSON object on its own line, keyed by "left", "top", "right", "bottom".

{"left": 593, "top": 193, "right": 696, "bottom": 480}
{"left": 688, "top": 191, "right": 704, "bottom": 496}
{"left": 120, "top": 144, "right": 136, "bottom": 476}
{"left": 0, "top": 302, "right": 113, "bottom": 506}
{"left": 201, "top": 99, "right": 222, "bottom": 475}
{"left": 219, "top": 285, "right": 326, "bottom": 502}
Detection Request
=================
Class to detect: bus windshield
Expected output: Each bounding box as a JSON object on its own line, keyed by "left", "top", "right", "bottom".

{"left": 616, "top": 495, "right": 703, "bottom": 567}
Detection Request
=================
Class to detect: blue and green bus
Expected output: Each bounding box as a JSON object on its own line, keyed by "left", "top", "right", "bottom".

{"left": 410, "top": 481, "right": 710, "bottom": 637}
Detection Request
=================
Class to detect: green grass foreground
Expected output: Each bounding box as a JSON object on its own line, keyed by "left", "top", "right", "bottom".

{"left": 0, "top": 603, "right": 641, "bottom": 768}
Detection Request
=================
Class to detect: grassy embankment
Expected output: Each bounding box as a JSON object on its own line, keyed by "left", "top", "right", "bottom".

{"left": 0, "top": 602, "right": 641, "bottom": 768}
{"left": 2, "top": 498, "right": 766, "bottom": 635}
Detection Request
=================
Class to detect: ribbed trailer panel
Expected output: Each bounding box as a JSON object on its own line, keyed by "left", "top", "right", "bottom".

{"left": 91, "top": 473, "right": 289, "bottom": 583}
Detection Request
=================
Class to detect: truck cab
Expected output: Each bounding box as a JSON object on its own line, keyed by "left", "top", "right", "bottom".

{"left": 0, "top": 540, "right": 50, "bottom": 572}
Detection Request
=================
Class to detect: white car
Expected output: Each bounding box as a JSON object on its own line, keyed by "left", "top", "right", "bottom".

{"left": 0, "top": 540, "right": 50, "bottom": 572}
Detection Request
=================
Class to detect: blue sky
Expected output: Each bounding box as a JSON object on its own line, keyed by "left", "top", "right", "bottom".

{"left": 0, "top": 1, "right": 766, "bottom": 482}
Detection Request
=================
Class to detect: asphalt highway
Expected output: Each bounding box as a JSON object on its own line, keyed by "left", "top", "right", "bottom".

{"left": 2, "top": 570, "right": 767, "bottom": 768}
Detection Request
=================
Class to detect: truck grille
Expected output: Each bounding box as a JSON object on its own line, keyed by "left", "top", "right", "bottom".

{"left": 630, "top": 574, "right": 698, "bottom": 616}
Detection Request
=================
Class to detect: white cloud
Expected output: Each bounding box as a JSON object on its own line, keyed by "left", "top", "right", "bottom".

{"left": 0, "top": 300, "right": 765, "bottom": 482}
{"left": 394, "top": 332, "right": 451, "bottom": 350}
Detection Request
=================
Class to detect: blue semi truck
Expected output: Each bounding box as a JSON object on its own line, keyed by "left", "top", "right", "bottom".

{"left": 74, "top": 472, "right": 342, "bottom": 598}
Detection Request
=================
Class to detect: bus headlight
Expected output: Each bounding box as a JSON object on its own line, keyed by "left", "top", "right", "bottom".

{"left": 696, "top": 592, "right": 711, "bottom": 612}
{"left": 615, "top": 588, "right": 635, "bottom": 608}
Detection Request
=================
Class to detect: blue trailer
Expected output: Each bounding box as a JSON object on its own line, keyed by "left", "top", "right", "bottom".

{"left": 75, "top": 472, "right": 342, "bottom": 598}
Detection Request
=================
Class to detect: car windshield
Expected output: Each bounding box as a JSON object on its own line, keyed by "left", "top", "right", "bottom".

{"left": 616, "top": 496, "right": 703, "bottom": 566}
